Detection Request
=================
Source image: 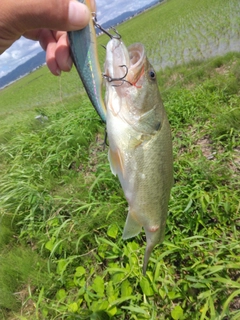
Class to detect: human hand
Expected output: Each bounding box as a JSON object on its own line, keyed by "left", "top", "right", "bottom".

{"left": 0, "top": 0, "right": 93, "bottom": 75}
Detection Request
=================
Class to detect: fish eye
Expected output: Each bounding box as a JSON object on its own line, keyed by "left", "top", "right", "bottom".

{"left": 149, "top": 69, "right": 156, "bottom": 80}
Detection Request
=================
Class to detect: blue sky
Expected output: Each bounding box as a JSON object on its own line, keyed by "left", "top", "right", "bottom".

{"left": 0, "top": 0, "right": 155, "bottom": 78}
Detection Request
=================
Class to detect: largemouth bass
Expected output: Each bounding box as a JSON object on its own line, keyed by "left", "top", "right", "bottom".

{"left": 104, "top": 38, "right": 173, "bottom": 274}
{"left": 68, "top": 0, "right": 106, "bottom": 123}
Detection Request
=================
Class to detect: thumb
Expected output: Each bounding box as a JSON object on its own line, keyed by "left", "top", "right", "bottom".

{"left": 1, "top": 0, "right": 90, "bottom": 38}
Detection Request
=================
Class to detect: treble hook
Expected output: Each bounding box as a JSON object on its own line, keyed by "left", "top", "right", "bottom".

{"left": 103, "top": 65, "right": 132, "bottom": 87}
{"left": 93, "top": 18, "right": 121, "bottom": 39}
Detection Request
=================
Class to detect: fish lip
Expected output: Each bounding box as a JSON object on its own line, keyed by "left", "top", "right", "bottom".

{"left": 104, "top": 40, "right": 145, "bottom": 85}
{"left": 127, "top": 43, "right": 145, "bottom": 84}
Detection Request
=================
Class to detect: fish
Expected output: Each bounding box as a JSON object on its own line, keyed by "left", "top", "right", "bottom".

{"left": 68, "top": 0, "right": 106, "bottom": 123}
{"left": 104, "top": 38, "right": 173, "bottom": 274}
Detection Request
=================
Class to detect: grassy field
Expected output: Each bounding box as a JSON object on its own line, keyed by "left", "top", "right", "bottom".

{"left": 0, "top": 0, "right": 240, "bottom": 319}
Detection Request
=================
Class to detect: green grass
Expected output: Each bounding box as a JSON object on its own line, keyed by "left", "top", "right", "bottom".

{"left": 0, "top": 246, "right": 48, "bottom": 313}
{"left": 0, "top": 0, "right": 240, "bottom": 319}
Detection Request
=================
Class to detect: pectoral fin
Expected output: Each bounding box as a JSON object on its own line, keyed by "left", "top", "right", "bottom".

{"left": 108, "top": 148, "right": 125, "bottom": 177}
{"left": 122, "top": 209, "right": 142, "bottom": 239}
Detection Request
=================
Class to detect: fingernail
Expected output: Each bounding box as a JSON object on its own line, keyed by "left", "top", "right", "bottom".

{"left": 69, "top": 1, "right": 90, "bottom": 28}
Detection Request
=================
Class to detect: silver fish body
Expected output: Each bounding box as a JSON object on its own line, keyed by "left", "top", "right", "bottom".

{"left": 104, "top": 38, "right": 173, "bottom": 274}
{"left": 68, "top": 0, "right": 106, "bottom": 123}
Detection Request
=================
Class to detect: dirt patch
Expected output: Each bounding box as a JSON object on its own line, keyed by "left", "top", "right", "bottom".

{"left": 87, "top": 133, "right": 106, "bottom": 173}
{"left": 166, "top": 73, "right": 184, "bottom": 88}
{"left": 13, "top": 284, "right": 37, "bottom": 319}
{"left": 196, "top": 135, "right": 215, "bottom": 160}
{"left": 215, "top": 65, "right": 230, "bottom": 75}
{"left": 68, "top": 133, "right": 106, "bottom": 175}
{"left": 229, "top": 147, "right": 240, "bottom": 174}
{"left": 230, "top": 292, "right": 240, "bottom": 313}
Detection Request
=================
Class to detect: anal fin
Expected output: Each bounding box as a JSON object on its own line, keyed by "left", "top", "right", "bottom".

{"left": 122, "top": 210, "right": 142, "bottom": 240}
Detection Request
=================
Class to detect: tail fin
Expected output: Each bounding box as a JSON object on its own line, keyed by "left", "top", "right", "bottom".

{"left": 143, "top": 225, "right": 164, "bottom": 274}
{"left": 142, "top": 241, "right": 155, "bottom": 275}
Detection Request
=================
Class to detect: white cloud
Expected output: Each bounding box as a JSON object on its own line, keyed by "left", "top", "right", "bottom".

{"left": 96, "top": 0, "right": 154, "bottom": 23}
{"left": 11, "top": 50, "right": 22, "bottom": 60}
{"left": 0, "top": 37, "right": 42, "bottom": 76}
{"left": 29, "top": 41, "right": 42, "bottom": 51}
{"left": 0, "top": 70, "right": 7, "bottom": 77}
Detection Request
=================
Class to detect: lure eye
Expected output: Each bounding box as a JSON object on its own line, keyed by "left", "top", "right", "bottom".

{"left": 149, "top": 69, "right": 156, "bottom": 80}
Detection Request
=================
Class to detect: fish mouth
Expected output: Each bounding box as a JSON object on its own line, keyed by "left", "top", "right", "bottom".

{"left": 104, "top": 39, "right": 145, "bottom": 86}
{"left": 126, "top": 43, "right": 145, "bottom": 85}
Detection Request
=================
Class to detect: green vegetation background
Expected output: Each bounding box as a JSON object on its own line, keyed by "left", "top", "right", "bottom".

{"left": 0, "top": 0, "right": 240, "bottom": 319}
